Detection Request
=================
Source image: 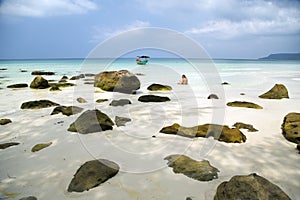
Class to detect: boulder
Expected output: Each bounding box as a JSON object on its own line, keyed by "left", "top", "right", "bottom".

{"left": 160, "top": 123, "right": 246, "bottom": 143}
{"left": 19, "top": 196, "right": 38, "bottom": 200}
{"left": 68, "top": 109, "right": 114, "bottom": 134}
{"left": 96, "top": 99, "right": 108, "bottom": 103}
{"left": 227, "top": 101, "right": 263, "bottom": 109}
{"left": 233, "top": 122, "right": 258, "bottom": 132}
{"left": 138, "top": 95, "right": 170, "bottom": 102}
{"left": 68, "top": 159, "right": 119, "bottom": 192}
{"left": 147, "top": 83, "right": 172, "bottom": 91}
{"left": 164, "top": 154, "right": 219, "bottom": 181}
{"left": 94, "top": 70, "right": 140, "bottom": 93}
{"left": 31, "top": 71, "right": 55, "bottom": 75}
{"left": 0, "top": 142, "right": 20, "bottom": 149}
{"left": 109, "top": 99, "right": 131, "bottom": 106}
{"left": 0, "top": 118, "right": 12, "bottom": 125}
{"left": 214, "top": 173, "right": 291, "bottom": 200}
{"left": 31, "top": 142, "right": 52, "bottom": 152}
{"left": 77, "top": 97, "right": 87, "bottom": 103}
{"left": 259, "top": 84, "right": 289, "bottom": 99}
{"left": 21, "top": 100, "right": 59, "bottom": 109}
{"left": 7, "top": 83, "right": 28, "bottom": 88}
{"left": 30, "top": 76, "right": 50, "bottom": 89}
{"left": 51, "top": 106, "right": 83, "bottom": 116}
{"left": 115, "top": 116, "right": 131, "bottom": 127}
{"left": 281, "top": 112, "right": 300, "bottom": 144}
{"left": 208, "top": 94, "right": 219, "bottom": 99}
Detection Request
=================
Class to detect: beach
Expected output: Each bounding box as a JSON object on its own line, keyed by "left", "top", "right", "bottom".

{"left": 0, "top": 58, "right": 300, "bottom": 199}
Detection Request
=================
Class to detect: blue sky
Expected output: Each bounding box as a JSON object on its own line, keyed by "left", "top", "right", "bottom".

{"left": 0, "top": 0, "right": 299, "bottom": 59}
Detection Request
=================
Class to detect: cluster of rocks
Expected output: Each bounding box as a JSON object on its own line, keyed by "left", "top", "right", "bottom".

{"left": 281, "top": 112, "right": 300, "bottom": 153}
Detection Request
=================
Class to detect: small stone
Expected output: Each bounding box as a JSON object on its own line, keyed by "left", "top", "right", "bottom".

{"left": 221, "top": 82, "right": 229, "bottom": 85}
{"left": 227, "top": 101, "right": 263, "bottom": 109}
{"left": 0, "top": 142, "right": 20, "bottom": 149}
{"left": 0, "top": 118, "right": 12, "bottom": 125}
{"left": 19, "top": 196, "right": 37, "bottom": 200}
{"left": 208, "top": 94, "right": 219, "bottom": 99}
{"left": 51, "top": 106, "right": 83, "bottom": 116}
{"left": 21, "top": 100, "right": 59, "bottom": 109}
{"left": 77, "top": 97, "right": 87, "bottom": 103}
{"left": 115, "top": 116, "right": 131, "bottom": 127}
{"left": 7, "top": 83, "right": 28, "bottom": 88}
{"left": 96, "top": 99, "right": 108, "bottom": 103}
{"left": 109, "top": 99, "right": 131, "bottom": 106}
{"left": 31, "top": 142, "right": 52, "bottom": 152}
{"left": 147, "top": 83, "right": 172, "bottom": 91}
{"left": 138, "top": 95, "right": 170, "bottom": 102}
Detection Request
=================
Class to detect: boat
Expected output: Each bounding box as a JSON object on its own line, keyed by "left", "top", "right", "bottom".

{"left": 136, "top": 56, "right": 150, "bottom": 65}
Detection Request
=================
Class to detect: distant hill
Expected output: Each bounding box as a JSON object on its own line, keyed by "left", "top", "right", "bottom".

{"left": 259, "top": 53, "right": 300, "bottom": 60}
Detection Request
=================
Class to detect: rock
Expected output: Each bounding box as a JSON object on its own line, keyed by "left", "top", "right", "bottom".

{"left": 164, "top": 154, "right": 219, "bottom": 181}
{"left": 21, "top": 100, "right": 59, "bottom": 109}
{"left": 30, "top": 76, "right": 50, "bottom": 89}
{"left": 20, "top": 69, "right": 28, "bottom": 72}
{"left": 84, "top": 82, "right": 94, "bottom": 85}
{"left": 115, "top": 116, "right": 131, "bottom": 127}
{"left": 31, "top": 142, "right": 52, "bottom": 152}
{"left": 138, "top": 95, "right": 170, "bottom": 102}
{"left": 135, "top": 73, "right": 145, "bottom": 76}
{"left": 297, "top": 144, "right": 300, "bottom": 153}
{"left": 0, "top": 142, "right": 20, "bottom": 149}
{"left": 19, "top": 196, "right": 38, "bottom": 200}
{"left": 147, "top": 83, "right": 172, "bottom": 91}
{"left": 59, "top": 76, "right": 68, "bottom": 83}
{"left": 227, "top": 101, "right": 263, "bottom": 109}
{"left": 77, "top": 97, "right": 87, "bottom": 103}
{"left": 0, "top": 68, "right": 7, "bottom": 70}
{"left": 259, "top": 84, "right": 289, "bottom": 99}
{"left": 214, "top": 173, "right": 291, "bottom": 200}
{"left": 233, "top": 122, "right": 258, "bottom": 132}
{"left": 7, "top": 83, "right": 28, "bottom": 88}
{"left": 96, "top": 99, "right": 108, "bottom": 103}
{"left": 0, "top": 118, "right": 12, "bottom": 125}
{"left": 281, "top": 112, "right": 300, "bottom": 144}
{"left": 68, "top": 109, "right": 114, "bottom": 134}
{"left": 70, "top": 74, "right": 85, "bottom": 80}
{"left": 221, "top": 82, "right": 229, "bottom": 85}
{"left": 85, "top": 73, "right": 95, "bottom": 77}
{"left": 49, "top": 85, "right": 61, "bottom": 91}
{"left": 240, "top": 93, "right": 245, "bottom": 95}
{"left": 208, "top": 94, "right": 219, "bottom": 99}
{"left": 186, "top": 197, "right": 192, "bottom": 200}
{"left": 31, "top": 71, "right": 55, "bottom": 75}
{"left": 68, "top": 159, "right": 119, "bottom": 192}
{"left": 94, "top": 70, "right": 140, "bottom": 93}
{"left": 49, "top": 82, "right": 75, "bottom": 88}
{"left": 109, "top": 99, "right": 131, "bottom": 106}
{"left": 51, "top": 106, "right": 83, "bottom": 116}
{"left": 160, "top": 123, "right": 246, "bottom": 143}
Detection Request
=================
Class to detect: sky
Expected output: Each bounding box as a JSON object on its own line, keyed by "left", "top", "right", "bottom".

{"left": 0, "top": 0, "right": 300, "bottom": 59}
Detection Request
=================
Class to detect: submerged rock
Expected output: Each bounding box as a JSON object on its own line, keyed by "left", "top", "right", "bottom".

{"left": 31, "top": 142, "right": 52, "bottom": 152}
{"left": 147, "top": 83, "right": 172, "bottom": 91}
{"left": 68, "top": 159, "right": 119, "bottom": 192}
{"left": 31, "top": 71, "right": 55, "bottom": 75}
{"left": 233, "top": 122, "right": 258, "bottom": 132}
{"left": 138, "top": 95, "right": 170, "bottom": 102}
{"left": 51, "top": 106, "right": 83, "bottom": 116}
{"left": 208, "top": 94, "right": 219, "bottom": 99}
{"left": 7, "top": 83, "right": 28, "bottom": 88}
{"left": 259, "top": 84, "right": 289, "bottom": 99}
{"left": 77, "top": 97, "right": 87, "bottom": 103}
{"left": 160, "top": 123, "right": 246, "bottom": 143}
{"left": 115, "top": 116, "right": 131, "bottom": 127}
{"left": 281, "top": 112, "right": 300, "bottom": 144}
{"left": 164, "top": 154, "right": 219, "bottom": 181}
{"left": 0, "top": 118, "right": 12, "bottom": 125}
{"left": 0, "top": 142, "right": 20, "bottom": 149}
{"left": 214, "top": 173, "right": 291, "bottom": 200}
{"left": 30, "top": 76, "right": 50, "bottom": 89}
{"left": 227, "top": 101, "right": 263, "bottom": 109}
{"left": 68, "top": 109, "right": 114, "bottom": 134}
{"left": 109, "top": 99, "right": 131, "bottom": 106}
{"left": 21, "top": 100, "right": 59, "bottom": 109}
{"left": 94, "top": 70, "right": 140, "bottom": 93}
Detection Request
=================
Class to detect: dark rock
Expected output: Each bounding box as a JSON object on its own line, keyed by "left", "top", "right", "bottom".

{"left": 138, "top": 95, "right": 170, "bottom": 102}
{"left": 0, "top": 118, "right": 12, "bottom": 125}
{"left": 31, "top": 71, "right": 55, "bottom": 75}
{"left": 49, "top": 82, "right": 75, "bottom": 88}
{"left": 281, "top": 112, "right": 300, "bottom": 144}
{"left": 221, "top": 82, "right": 229, "bottom": 85}
{"left": 109, "top": 99, "right": 131, "bottom": 106}
{"left": 135, "top": 73, "right": 145, "bottom": 76}
{"left": 227, "top": 101, "right": 263, "bottom": 109}
{"left": 165, "top": 154, "right": 219, "bottom": 181}
{"left": 96, "top": 99, "right": 108, "bottom": 103}
{"left": 147, "top": 83, "right": 172, "bottom": 91}
{"left": 214, "top": 173, "right": 291, "bottom": 200}
{"left": 94, "top": 70, "right": 140, "bottom": 93}
{"left": 51, "top": 106, "right": 83, "bottom": 116}
{"left": 259, "top": 84, "right": 289, "bottom": 99}
{"left": 186, "top": 197, "right": 192, "bottom": 200}
{"left": 0, "top": 142, "right": 20, "bottom": 149}
{"left": 21, "top": 100, "right": 59, "bottom": 109}
{"left": 233, "top": 122, "right": 258, "bottom": 132}
{"left": 297, "top": 144, "right": 300, "bottom": 153}
{"left": 85, "top": 73, "right": 95, "bottom": 77}
{"left": 20, "top": 69, "right": 28, "bottom": 72}
{"left": 68, "top": 109, "right": 114, "bottom": 134}
{"left": 49, "top": 85, "right": 61, "bottom": 91}
{"left": 19, "top": 196, "right": 37, "bottom": 200}
{"left": 115, "top": 116, "right": 131, "bottom": 127}
{"left": 160, "top": 123, "right": 246, "bottom": 143}
{"left": 77, "top": 97, "right": 87, "bottom": 103}
{"left": 70, "top": 74, "right": 85, "bottom": 80}
{"left": 7, "top": 83, "right": 28, "bottom": 88}
{"left": 31, "top": 142, "right": 52, "bottom": 152}
{"left": 208, "top": 94, "right": 219, "bottom": 99}
{"left": 240, "top": 93, "right": 245, "bottom": 95}
{"left": 0, "top": 68, "right": 7, "bottom": 70}
{"left": 68, "top": 159, "right": 119, "bottom": 192}
{"left": 30, "top": 76, "right": 50, "bottom": 89}
{"left": 84, "top": 82, "right": 94, "bottom": 85}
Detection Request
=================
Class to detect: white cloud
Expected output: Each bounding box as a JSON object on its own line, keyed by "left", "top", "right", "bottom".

{"left": 0, "top": 0, "right": 98, "bottom": 17}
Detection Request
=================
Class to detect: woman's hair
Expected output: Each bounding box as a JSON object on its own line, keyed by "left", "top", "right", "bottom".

{"left": 182, "top": 74, "right": 186, "bottom": 78}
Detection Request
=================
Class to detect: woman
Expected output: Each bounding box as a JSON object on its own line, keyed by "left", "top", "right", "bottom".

{"left": 178, "top": 74, "right": 188, "bottom": 85}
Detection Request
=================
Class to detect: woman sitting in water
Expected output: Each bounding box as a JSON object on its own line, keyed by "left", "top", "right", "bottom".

{"left": 178, "top": 74, "right": 188, "bottom": 85}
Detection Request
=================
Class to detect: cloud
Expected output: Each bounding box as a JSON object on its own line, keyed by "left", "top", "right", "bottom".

{"left": 0, "top": 0, "right": 98, "bottom": 17}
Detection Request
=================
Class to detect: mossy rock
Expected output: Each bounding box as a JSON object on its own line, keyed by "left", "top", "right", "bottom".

{"left": 7, "top": 83, "right": 28, "bottom": 88}
{"left": 50, "top": 85, "right": 61, "bottom": 91}
{"left": 147, "top": 83, "right": 172, "bottom": 91}
{"left": 0, "top": 142, "right": 20, "bottom": 149}
{"left": 138, "top": 95, "right": 170, "bottom": 102}
{"left": 259, "top": 84, "right": 289, "bottom": 99}
{"left": 115, "top": 116, "right": 131, "bottom": 127}
{"left": 233, "top": 122, "right": 258, "bottom": 132}
{"left": 31, "top": 142, "right": 52, "bottom": 152}
{"left": 30, "top": 76, "right": 50, "bottom": 89}
{"left": 21, "top": 100, "right": 59, "bottom": 109}
{"left": 281, "top": 112, "right": 300, "bottom": 144}
{"left": 227, "top": 101, "right": 263, "bottom": 109}
{"left": 0, "top": 118, "right": 12, "bottom": 125}
{"left": 51, "top": 106, "right": 83, "bottom": 116}
{"left": 109, "top": 99, "right": 131, "bottom": 106}
{"left": 96, "top": 99, "right": 108, "bottom": 103}
{"left": 77, "top": 97, "right": 87, "bottom": 103}
{"left": 49, "top": 82, "right": 76, "bottom": 88}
